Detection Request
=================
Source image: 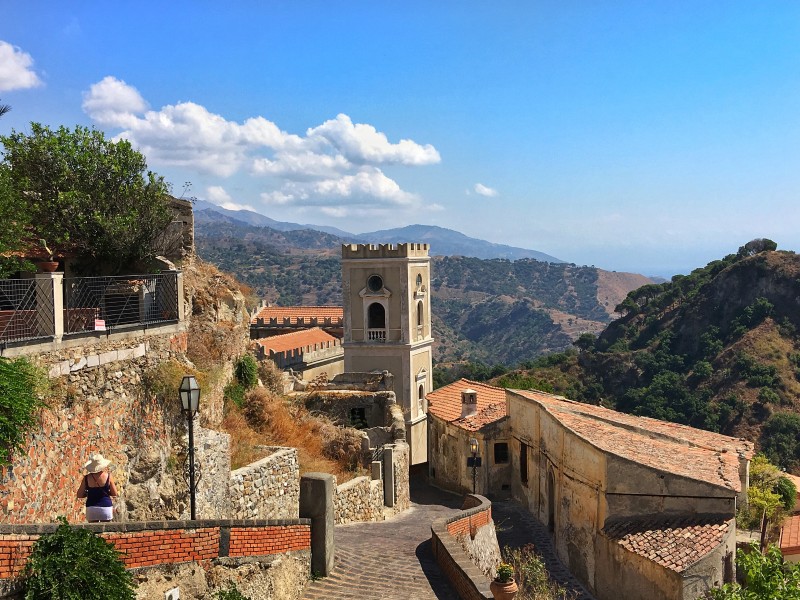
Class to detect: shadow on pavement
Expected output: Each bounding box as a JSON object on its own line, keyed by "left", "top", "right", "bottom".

{"left": 415, "top": 539, "right": 460, "bottom": 600}
{"left": 410, "top": 477, "right": 464, "bottom": 508}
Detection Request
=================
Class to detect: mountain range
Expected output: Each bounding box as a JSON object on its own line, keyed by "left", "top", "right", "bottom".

{"left": 193, "top": 200, "right": 562, "bottom": 262}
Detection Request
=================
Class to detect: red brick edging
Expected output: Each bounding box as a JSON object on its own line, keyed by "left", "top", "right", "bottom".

{"left": 0, "top": 518, "right": 311, "bottom": 579}
{"left": 430, "top": 494, "right": 493, "bottom": 600}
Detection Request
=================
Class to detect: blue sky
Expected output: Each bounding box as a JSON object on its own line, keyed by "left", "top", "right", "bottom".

{"left": 1, "top": 2, "right": 799, "bottom": 277}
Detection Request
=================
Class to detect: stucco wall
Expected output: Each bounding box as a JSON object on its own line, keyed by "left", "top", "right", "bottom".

{"left": 230, "top": 447, "right": 300, "bottom": 520}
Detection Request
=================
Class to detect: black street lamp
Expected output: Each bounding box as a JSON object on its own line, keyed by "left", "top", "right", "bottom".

{"left": 469, "top": 437, "right": 479, "bottom": 494}
{"left": 179, "top": 375, "right": 201, "bottom": 520}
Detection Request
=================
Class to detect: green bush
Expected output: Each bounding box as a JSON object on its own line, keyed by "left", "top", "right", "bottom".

{"left": 23, "top": 517, "right": 135, "bottom": 599}
{"left": 0, "top": 357, "right": 46, "bottom": 465}
{"left": 224, "top": 381, "right": 246, "bottom": 408}
{"left": 234, "top": 354, "right": 258, "bottom": 389}
{"left": 216, "top": 583, "right": 250, "bottom": 600}
{"left": 776, "top": 476, "right": 797, "bottom": 512}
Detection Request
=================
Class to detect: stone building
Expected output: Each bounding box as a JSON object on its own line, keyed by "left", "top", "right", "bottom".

{"left": 250, "top": 305, "right": 343, "bottom": 339}
{"left": 254, "top": 327, "right": 344, "bottom": 383}
{"left": 426, "top": 379, "right": 510, "bottom": 496}
{"left": 507, "top": 388, "right": 753, "bottom": 600}
{"left": 341, "top": 243, "right": 433, "bottom": 466}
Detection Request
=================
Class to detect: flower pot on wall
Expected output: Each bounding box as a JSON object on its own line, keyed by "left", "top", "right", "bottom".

{"left": 489, "top": 579, "right": 518, "bottom": 600}
{"left": 36, "top": 261, "right": 60, "bottom": 273}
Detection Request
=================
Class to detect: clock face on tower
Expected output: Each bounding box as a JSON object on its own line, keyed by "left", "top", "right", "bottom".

{"left": 367, "top": 274, "right": 383, "bottom": 292}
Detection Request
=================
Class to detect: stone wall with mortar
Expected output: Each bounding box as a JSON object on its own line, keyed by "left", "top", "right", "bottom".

{"left": 0, "top": 519, "right": 310, "bottom": 600}
{"left": 391, "top": 441, "right": 411, "bottom": 513}
{"left": 194, "top": 424, "right": 232, "bottom": 520}
{"left": 333, "top": 475, "right": 384, "bottom": 525}
{"left": 0, "top": 330, "right": 206, "bottom": 524}
{"left": 230, "top": 448, "right": 300, "bottom": 520}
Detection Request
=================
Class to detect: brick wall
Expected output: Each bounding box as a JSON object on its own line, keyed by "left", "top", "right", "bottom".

{"left": 0, "top": 519, "right": 310, "bottom": 581}
{"left": 430, "top": 494, "right": 495, "bottom": 600}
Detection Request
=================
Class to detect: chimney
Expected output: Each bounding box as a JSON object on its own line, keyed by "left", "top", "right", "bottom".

{"left": 461, "top": 388, "right": 478, "bottom": 418}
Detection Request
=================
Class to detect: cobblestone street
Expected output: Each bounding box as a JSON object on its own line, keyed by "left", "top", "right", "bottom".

{"left": 301, "top": 480, "right": 597, "bottom": 600}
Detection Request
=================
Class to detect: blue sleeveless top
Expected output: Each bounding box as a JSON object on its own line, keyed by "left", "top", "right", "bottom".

{"left": 85, "top": 474, "right": 112, "bottom": 508}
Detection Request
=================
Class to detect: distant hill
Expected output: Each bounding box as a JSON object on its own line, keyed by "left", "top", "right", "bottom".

{"left": 193, "top": 202, "right": 562, "bottom": 262}
{"left": 490, "top": 243, "right": 800, "bottom": 471}
{"left": 194, "top": 216, "right": 651, "bottom": 365}
{"left": 355, "top": 224, "right": 563, "bottom": 262}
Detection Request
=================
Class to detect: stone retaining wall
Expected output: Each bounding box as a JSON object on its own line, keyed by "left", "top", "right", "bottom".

{"left": 430, "top": 494, "right": 496, "bottom": 600}
{"left": 230, "top": 448, "right": 300, "bottom": 520}
{"left": 0, "top": 330, "right": 191, "bottom": 524}
{"left": 333, "top": 475, "right": 384, "bottom": 525}
{"left": 0, "top": 519, "right": 310, "bottom": 599}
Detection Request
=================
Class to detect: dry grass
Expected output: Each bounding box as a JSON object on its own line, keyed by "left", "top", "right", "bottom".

{"left": 222, "top": 387, "right": 365, "bottom": 482}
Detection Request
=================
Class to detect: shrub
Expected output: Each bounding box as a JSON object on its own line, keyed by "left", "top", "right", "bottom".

{"left": 776, "top": 476, "right": 797, "bottom": 512}
{"left": 0, "top": 357, "right": 47, "bottom": 465}
{"left": 258, "top": 359, "right": 285, "bottom": 394}
{"left": 216, "top": 583, "right": 250, "bottom": 600}
{"left": 22, "top": 517, "right": 135, "bottom": 599}
{"left": 234, "top": 354, "right": 258, "bottom": 389}
{"left": 502, "top": 544, "right": 568, "bottom": 599}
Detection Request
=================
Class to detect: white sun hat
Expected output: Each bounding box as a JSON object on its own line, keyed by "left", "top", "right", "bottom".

{"left": 84, "top": 453, "right": 111, "bottom": 474}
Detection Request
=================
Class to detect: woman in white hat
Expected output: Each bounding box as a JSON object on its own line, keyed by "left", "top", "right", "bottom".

{"left": 76, "top": 453, "right": 118, "bottom": 522}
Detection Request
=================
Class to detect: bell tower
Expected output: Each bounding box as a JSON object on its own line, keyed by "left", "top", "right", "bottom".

{"left": 341, "top": 243, "right": 433, "bottom": 465}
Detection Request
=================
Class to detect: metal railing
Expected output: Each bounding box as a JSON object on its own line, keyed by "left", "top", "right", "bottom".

{"left": 63, "top": 272, "right": 179, "bottom": 335}
{"left": 0, "top": 278, "right": 55, "bottom": 344}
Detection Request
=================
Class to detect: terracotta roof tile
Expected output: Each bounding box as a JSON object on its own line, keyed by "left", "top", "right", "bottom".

{"left": 781, "top": 514, "right": 800, "bottom": 555}
{"left": 428, "top": 379, "right": 507, "bottom": 432}
{"left": 255, "top": 327, "right": 339, "bottom": 354}
{"left": 251, "top": 306, "right": 343, "bottom": 325}
{"left": 604, "top": 517, "right": 731, "bottom": 572}
{"left": 512, "top": 389, "right": 750, "bottom": 493}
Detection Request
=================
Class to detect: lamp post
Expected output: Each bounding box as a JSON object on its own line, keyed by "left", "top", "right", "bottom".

{"left": 469, "top": 437, "right": 479, "bottom": 494}
{"left": 179, "top": 375, "right": 201, "bottom": 520}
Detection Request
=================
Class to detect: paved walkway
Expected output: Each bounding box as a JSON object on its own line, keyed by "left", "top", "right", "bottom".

{"left": 302, "top": 480, "right": 596, "bottom": 600}
{"left": 301, "top": 480, "right": 463, "bottom": 600}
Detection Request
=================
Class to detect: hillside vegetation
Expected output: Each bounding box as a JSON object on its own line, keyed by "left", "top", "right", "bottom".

{"left": 195, "top": 217, "right": 650, "bottom": 365}
{"left": 492, "top": 241, "right": 800, "bottom": 471}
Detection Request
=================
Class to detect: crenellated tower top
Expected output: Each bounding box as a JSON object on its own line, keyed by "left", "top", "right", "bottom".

{"left": 341, "top": 243, "right": 430, "bottom": 259}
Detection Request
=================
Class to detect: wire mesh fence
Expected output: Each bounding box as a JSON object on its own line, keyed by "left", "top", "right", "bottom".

{"left": 0, "top": 278, "right": 55, "bottom": 344}
{"left": 63, "top": 272, "right": 179, "bottom": 335}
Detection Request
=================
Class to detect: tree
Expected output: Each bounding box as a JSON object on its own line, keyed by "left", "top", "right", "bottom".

{"left": 0, "top": 164, "right": 32, "bottom": 276}
{"left": 737, "top": 238, "right": 778, "bottom": 258}
{"left": 709, "top": 543, "right": 800, "bottom": 599}
{"left": 0, "top": 100, "right": 9, "bottom": 118}
{"left": 0, "top": 123, "right": 172, "bottom": 274}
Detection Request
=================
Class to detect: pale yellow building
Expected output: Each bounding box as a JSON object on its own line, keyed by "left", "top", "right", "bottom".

{"left": 341, "top": 243, "right": 433, "bottom": 465}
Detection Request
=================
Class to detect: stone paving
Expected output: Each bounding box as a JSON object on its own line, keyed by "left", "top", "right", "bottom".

{"left": 302, "top": 479, "right": 463, "bottom": 600}
{"left": 302, "top": 480, "right": 597, "bottom": 600}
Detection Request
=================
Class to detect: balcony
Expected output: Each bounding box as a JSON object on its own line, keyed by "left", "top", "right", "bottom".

{"left": 367, "top": 328, "right": 387, "bottom": 342}
{"left": 0, "top": 271, "right": 182, "bottom": 348}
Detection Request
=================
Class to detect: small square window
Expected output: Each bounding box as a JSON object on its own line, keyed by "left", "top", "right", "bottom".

{"left": 494, "top": 442, "right": 509, "bottom": 464}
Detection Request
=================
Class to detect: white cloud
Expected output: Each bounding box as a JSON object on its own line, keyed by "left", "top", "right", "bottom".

{"left": 82, "top": 77, "right": 439, "bottom": 213}
{"left": 474, "top": 183, "right": 498, "bottom": 197}
{"left": 307, "top": 114, "right": 440, "bottom": 166}
{"left": 205, "top": 185, "right": 256, "bottom": 211}
{"left": 82, "top": 76, "right": 148, "bottom": 128}
{"left": 0, "top": 41, "right": 43, "bottom": 92}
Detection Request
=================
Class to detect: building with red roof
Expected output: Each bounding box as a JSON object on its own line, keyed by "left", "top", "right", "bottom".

{"left": 426, "top": 379, "right": 510, "bottom": 495}
{"left": 507, "top": 388, "right": 753, "bottom": 600}
{"left": 253, "top": 327, "right": 343, "bottom": 383}
{"left": 250, "top": 305, "right": 343, "bottom": 339}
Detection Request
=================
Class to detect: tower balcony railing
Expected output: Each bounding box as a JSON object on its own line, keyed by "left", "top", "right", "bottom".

{"left": 367, "top": 328, "right": 387, "bottom": 342}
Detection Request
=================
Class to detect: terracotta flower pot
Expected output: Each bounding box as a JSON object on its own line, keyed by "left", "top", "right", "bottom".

{"left": 490, "top": 579, "right": 518, "bottom": 600}
{"left": 36, "top": 261, "right": 60, "bottom": 273}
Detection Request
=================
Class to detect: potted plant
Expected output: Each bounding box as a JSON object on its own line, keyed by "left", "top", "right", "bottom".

{"left": 490, "top": 562, "right": 518, "bottom": 600}
{"left": 35, "top": 239, "right": 60, "bottom": 272}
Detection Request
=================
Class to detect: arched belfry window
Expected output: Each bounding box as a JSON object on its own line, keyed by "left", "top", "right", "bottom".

{"left": 418, "top": 384, "right": 426, "bottom": 413}
{"left": 368, "top": 302, "right": 386, "bottom": 329}
{"left": 416, "top": 274, "right": 423, "bottom": 289}
{"left": 417, "top": 301, "right": 423, "bottom": 327}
